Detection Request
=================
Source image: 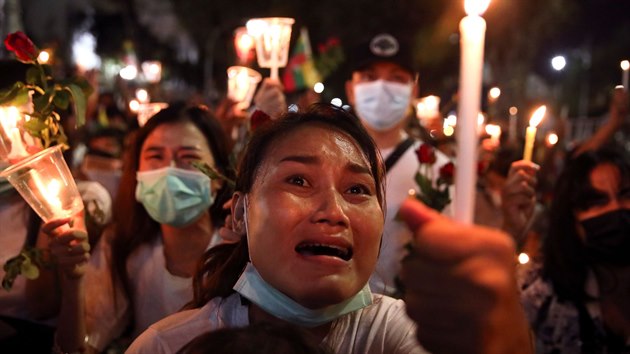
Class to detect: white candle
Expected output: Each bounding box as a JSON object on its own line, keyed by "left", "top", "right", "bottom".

{"left": 523, "top": 105, "right": 546, "bottom": 162}
{"left": 621, "top": 60, "right": 629, "bottom": 90}
{"left": 454, "top": 0, "right": 491, "bottom": 224}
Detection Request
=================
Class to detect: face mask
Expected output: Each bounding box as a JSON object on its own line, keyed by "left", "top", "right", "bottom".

{"left": 233, "top": 262, "right": 373, "bottom": 327}
{"left": 135, "top": 166, "right": 214, "bottom": 227}
{"left": 353, "top": 79, "right": 412, "bottom": 131}
{"left": 581, "top": 209, "right": 630, "bottom": 266}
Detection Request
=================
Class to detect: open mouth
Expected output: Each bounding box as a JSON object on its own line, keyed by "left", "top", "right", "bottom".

{"left": 295, "top": 243, "right": 353, "bottom": 261}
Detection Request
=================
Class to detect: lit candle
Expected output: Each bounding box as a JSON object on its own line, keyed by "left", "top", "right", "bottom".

{"left": 247, "top": 17, "right": 294, "bottom": 81}
{"left": 523, "top": 105, "right": 546, "bottom": 162}
{"left": 621, "top": 60, "right": 629, "bottom": 90}
{"left": 0, "top": 106, "right": 29, "bottom": 160}
{"left": 485, "top": 124, "right": 501, "bottom": 145}
{"left": 31, "top": 172, "right": 63, "bottom": 215}
{"left": 454, "top": 0, "right": 490, "bottom": 224}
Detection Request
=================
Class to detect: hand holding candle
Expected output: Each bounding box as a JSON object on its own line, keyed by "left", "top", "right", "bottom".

{"left": 523, "top": 105, "right": 546, "bottom": 162}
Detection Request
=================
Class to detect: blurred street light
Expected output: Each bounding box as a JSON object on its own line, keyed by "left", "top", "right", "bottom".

{"left": 551, "top": 55, "right": 566, "bottom": 71}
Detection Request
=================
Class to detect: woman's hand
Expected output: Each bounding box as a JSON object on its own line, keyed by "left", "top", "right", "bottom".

{"left": 399, "top": 198, "right": 532, "bottom": 354}
{"left": 252, "top": 78, "right": 286, "bottom": 119}
{"left": 501, "top": 160, "right": 539, "bottom": 243}
{"left": 41, "top": 216, "right": 90, "bottom": 279}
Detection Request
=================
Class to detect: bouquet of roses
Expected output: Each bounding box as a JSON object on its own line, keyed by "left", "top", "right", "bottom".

{"left": 413, "top": 143, "right": 454, "bottom": 212}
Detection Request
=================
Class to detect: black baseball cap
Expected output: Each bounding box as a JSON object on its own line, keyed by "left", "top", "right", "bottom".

{"left": 348, "top": 33, "right": 416, "bottom": 75}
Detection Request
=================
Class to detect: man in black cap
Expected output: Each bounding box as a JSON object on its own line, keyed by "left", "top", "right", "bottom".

{"left": 345, "top": 33, "right": 452, "bottom": 297}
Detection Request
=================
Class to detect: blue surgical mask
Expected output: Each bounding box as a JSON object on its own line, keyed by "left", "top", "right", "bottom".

{"left": 233, "top": 262, "right": 373, "bottom": 328}
{"left": 353, "top": 79, "right": 412, "bottom": 131}
{"left": 135, "top": 166, "right": 214, "bottom": 227}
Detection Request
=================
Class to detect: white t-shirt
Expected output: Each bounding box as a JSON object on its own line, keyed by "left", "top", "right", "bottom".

{"left": 84, "top": 230, "right": 220, "bottom": 351}
{"left": 126, "top": 293, "right": 427, "bottom": 354}
{"left": 370, "top": 139, "right": 452, "bottom": 295}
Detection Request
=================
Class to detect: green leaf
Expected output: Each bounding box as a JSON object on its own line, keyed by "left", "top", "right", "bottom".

{"left": 0, "top": 82, "right": 29, "bottom": 106}
{"left": 64, "top": 83, "right": 87, "bottom": 127}
{"left": 33, "top": 90, "right": 52, "bottom": 113}
{"left": 26, "top": 67, "right": 41, "bottom": 86}
{"left": 20, "top": 258, "right": 40, "bottom": 279}
{"left": 64, "top": 76, "right": 94, "bottom": 98}
{"left": 53, "top": 89, "right": 70, "bottom": 110}
{"left": 22, "top": 118, "right": 48, "bottom": 138}
{"left": 192, "top": 161, "right": 236, "bottom": 188}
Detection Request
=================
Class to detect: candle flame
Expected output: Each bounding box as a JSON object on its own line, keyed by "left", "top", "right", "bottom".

{"left": 477, "top": 113, "right": 485, "bottom": 126}
{"left": 0, "top": 106, "right": 20, "bottom": 131}
{"left": 529, "top": 105, "right": 546, "bottom": 128}
{"left": 622, "top": 60, "right": 630, "bottom": 71}
{"left": 464, "top": 0, "right": 491, "bottom": 16}
{"left": 485, "top": 124, "right": 501, "bottom": 137}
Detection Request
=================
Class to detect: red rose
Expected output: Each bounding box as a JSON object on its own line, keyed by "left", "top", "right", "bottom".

{"left": 4, "top": 31, "right": 39, "bottom": 63}
{"left": 415, "top": 143, "right": 436, "bottom": 164}
{"left": 250, "top": 109, "right": 272, "bottom": 131}
{"left": 439, "top": 162, "right": 455, "bottom": 184}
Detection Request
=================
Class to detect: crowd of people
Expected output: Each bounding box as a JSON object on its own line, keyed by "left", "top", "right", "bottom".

{"left": 1, "top": 31, "right": 629, "bottom": 354}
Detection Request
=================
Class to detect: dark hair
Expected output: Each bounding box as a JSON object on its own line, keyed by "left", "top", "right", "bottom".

{"left": 110, "top": 103, "right": 233, "bottom": 318}
{"left": 177, "top": 322, "right": 332, "bottom": 354}
{"left": 188, "top": 103, "right": 385, "bottom": 308}
{"left": 542, "top": 145, "right": 630, "bottom": 302}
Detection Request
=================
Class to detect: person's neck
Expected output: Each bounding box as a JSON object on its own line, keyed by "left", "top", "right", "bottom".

{"left": 161, "top": 212, "right": 213, "bottom": 277}
{"left": 248, "top": 304, "right": 331, "bottom": 344}
{"left": 366, "top": 126, "right": 407, "bottom": 150}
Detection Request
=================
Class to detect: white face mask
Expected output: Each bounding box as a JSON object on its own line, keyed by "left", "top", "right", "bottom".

{"left": 353, "top": 79, "right": 413, "bottom": 131}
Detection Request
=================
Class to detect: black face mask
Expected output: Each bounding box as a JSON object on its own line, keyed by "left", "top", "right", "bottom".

{"left": 580, "top": 209, "right": 630, "bottom": 266}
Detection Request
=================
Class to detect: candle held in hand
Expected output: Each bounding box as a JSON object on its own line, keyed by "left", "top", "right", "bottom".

{"left": 454, "top": 0, "right": 491, "bottom": 224}
{"left": 523, "top": 105, "right": 546, "bottom": 162}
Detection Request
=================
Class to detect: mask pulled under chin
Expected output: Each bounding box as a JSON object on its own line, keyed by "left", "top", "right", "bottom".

{"left": 135, "top": 166, "right": 214, "bottom": 227}
{"left": 233, "top": 262, "right": 373, "bottom": 328}
{"left": 581, "top": 209, "right": 630, "bottom": 266}
{"left": 353, "top": 79, "right": 412, "bottom": 132}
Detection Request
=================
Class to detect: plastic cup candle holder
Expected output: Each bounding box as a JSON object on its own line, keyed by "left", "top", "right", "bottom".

{"left": 0, "top": 145, "right": 84, "bottom": 221}
{"left": 227, "top": 66, "right": 263, "bottom": 111}
{"left": 246, "top": 17, "right": 295, "bottom": 80}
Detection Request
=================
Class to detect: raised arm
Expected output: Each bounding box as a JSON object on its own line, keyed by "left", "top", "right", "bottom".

{"left": 399, "top": 198, "right": 533, "bottom": 354}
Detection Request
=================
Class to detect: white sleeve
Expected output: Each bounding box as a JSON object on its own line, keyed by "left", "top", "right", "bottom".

{"left": 84, "top": 230, "right": 130, "bottom": 351}
{"left": 125, "top": 327, "right": 170, "bottom": 354}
